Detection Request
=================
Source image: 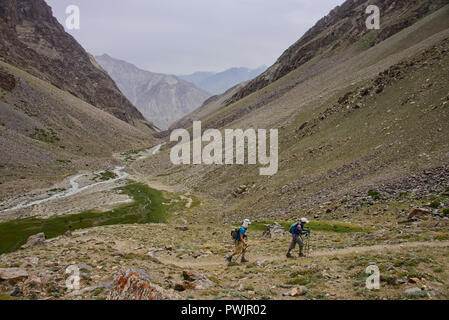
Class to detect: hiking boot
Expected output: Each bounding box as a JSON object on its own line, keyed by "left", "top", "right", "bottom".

{"left": 286, "top": 252, "right": 294, "bottom": 259}
{"left": 241, "top": 257, "right": 249, "bottom": 263}
{"left": 226, "top": 255, "right": 232, "bottom": 262}
{"left": 299, "top": 252, "right": 305, "bottom": 257}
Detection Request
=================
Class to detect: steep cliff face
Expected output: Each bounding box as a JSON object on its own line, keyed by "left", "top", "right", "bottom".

{"left": 0, "top": 0, "right": 157, "bottom": 130}
{"left": 226, "top": 0, "right": 448, "bottom": 105}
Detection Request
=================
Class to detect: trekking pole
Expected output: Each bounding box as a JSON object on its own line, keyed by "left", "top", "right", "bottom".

{"left": 303, "top": 234, "right": 309, "bottom": 256}
{"left": 235, "top": 244, "right": 249, "bottom": 262}
{"left": 307, "top": 234, "right": 311, "bottom": 256}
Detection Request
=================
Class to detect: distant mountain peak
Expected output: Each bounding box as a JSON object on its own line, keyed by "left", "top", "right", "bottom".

{"left": 179, "top": 66, "right": 267, "bottom": 95}
{"left": 96, "top": 54, "right": 211, "bottom": 130}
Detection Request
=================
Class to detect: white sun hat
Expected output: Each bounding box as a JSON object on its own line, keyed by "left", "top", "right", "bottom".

{"left": 242, "top": 219, "right": 251, "bottom": 228}
{"left": 300, "top": 217, "right": 310, "bottom": 224}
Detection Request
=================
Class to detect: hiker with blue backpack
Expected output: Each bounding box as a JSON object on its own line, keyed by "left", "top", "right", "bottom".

{"left": 227, "top": 219, "right": 251, "bottom": 263}
{"left": 287, "top": 218, "right": 310, "bottom": 258}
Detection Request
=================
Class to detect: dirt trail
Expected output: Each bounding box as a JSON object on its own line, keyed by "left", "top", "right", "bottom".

{"left": 156, "top": 240, "right": 449, "bottom": 269}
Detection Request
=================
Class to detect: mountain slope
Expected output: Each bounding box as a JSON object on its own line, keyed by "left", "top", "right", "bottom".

{"left": 138, "top": 4, "right": 449, "bottom": 221}
{"left": 179, "top": 66, "right": 266, "bottom": 95}
{"left": 0, "top": 59, "right": 156, "bottom": 198}
{"left": 0, "top": 0, "right": 157, "bottom": 131}
{"left": 227, "top": 0, "right": 448, "bottom": 105}
{"left": 96, "top": 54, "right": 211, "bottom": 130}
{"left": 169, "top": 81, "right": 247, "bottom": 130}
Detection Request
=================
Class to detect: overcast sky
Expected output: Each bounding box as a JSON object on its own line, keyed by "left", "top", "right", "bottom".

{"left": 45, "top": 0, "right": 344, "bottom": 75}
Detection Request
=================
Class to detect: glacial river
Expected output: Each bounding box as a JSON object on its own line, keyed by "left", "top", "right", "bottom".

{"left": 0, "top": 144, "right": 163, "bottom": 213}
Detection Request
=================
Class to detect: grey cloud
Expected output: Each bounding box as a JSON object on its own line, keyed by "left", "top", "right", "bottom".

{"left": 45, "top": 0, "right": 344, "bottom": 74}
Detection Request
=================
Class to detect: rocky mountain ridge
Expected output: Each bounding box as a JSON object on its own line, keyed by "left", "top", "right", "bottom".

{"left": 96, "top": 54, "right": 211, "bottom": 130}
{"left": 226, "top": 0, "right": 448, "bottom": 105}
{"left": 0, "top": 0, "right": 157, "bottom": 131}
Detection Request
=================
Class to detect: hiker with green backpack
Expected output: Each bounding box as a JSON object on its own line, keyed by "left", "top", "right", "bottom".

{"left": 287, "top": 218, "right": 310, "bottom": 258}
{"left": 227, "top": 219, "right": 251, "bottom": 263}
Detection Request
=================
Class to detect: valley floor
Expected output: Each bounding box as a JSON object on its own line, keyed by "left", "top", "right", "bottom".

{"left": 0, "top": 154, "right": 448, "bottom": 300}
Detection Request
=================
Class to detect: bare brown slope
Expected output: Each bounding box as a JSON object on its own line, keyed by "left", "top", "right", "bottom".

{"left": 0, "top": 0, "right": 157, "bottom": 132}
{"left": 0, "top": 60, "right": 156, "bottom": 198}
{"left": 139, "top": 6, "right": 449, "bottom": 220}
{"left": 227, "top": 0, "right": 448, "bottom": 106}
{"left": 168, "top": 82, "right": 247, "bottom": 131}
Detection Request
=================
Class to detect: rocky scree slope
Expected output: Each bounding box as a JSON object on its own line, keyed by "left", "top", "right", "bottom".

{"left": 0, "top": 0, "right": 157, "bottom": 131}
{"left": 227, "top": 0, "right": 449, "bottom": 105}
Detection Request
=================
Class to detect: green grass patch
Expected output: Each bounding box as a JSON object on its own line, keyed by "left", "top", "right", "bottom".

{"left": 243, "top": 220, "right": 369, "bottom": 233}
{"left": 368, "top": 190, "right": 381, "bottom": 200}
{"left": 121, "top": 145, "right": 155, "bottom": 161}
{"left": 29, "top": 128, "right": 60, "bottom": 144}
{"left": 94, "top": 170, "right": 117, "bottom": 182}
{"left": 56, "top": 159, "right": 71, "bottom": 164}
{"left": 355, "top": 30, "right": 381, "bottom": 51}
{"left": 443, "top": 208, "right": 449, "bottom": 215}
{"left": 0, "top": 294, "right": 21, "bottom": 300}
{"left": 0, "top": 181, "right": 172, "bottom": 254}
{"left": 429, "top": 201, "right": 440, "bottom": 209}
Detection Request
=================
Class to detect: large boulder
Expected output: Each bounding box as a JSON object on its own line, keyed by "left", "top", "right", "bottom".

{"left": 408, "top": 208, "right": 431, "bottom": 220}
{"left": 21, "top": 233, "right": 46, "bottom": 249}
{"left": 107, "top": 268, "right": 180, "bottom": 300}
{"left": 0, "top": 268, "right": 29, "bottom": 283}
{"left": 262, "top": 223, "right": 288, "bottom": 239}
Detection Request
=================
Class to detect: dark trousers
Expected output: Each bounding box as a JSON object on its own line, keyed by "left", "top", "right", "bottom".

{"left": 288, "top": 236, "right": 304, "bottom": 254}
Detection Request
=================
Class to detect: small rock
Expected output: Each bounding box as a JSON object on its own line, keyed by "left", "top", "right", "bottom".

{"left": 195, "top": 279, "right": 215, "bottom": 290}
{"left": 0, "top": 268, "right": 29, "bottom": 282}
{"left": 8, "top": 285, "right": 24, "bottom": 297}
{"left": 77, "top": 264, "right": 93, "bottom": 272}
{"left": 182, "top": 270, "right": 204, "bottom": 282}
{"left": 408, "top": 208, "right": 431, "bottom": 220}
{"left": 404, "top": 287, "right": 428, "bottom": 298}
{"left": 409, "top": 277, "right": 420, "bottom": 284}
{"left": 21, "top": 233, "right": 46, "bottom": 249}
{"left": 290, "top": 286, "right": 308, "bottom": 297}
{"left": 174, "top": 281, "right": 196, "bottom": 291}
{"left": 112, "top": 249, "right": 125, "bottom": 257}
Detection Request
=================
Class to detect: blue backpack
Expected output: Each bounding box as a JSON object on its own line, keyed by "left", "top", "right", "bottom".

{"left": 289, "top": 222, "right": 299, "bottom": 234}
